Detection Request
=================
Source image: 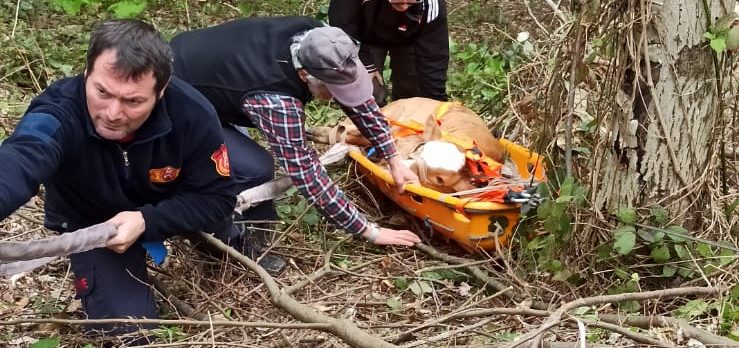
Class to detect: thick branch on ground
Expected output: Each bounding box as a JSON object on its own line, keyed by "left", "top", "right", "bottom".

{"left": 600, "top": 313, "right": 739, "bottom": 347}
{"left": 415, "top": 243, "right": 547, "bottom": 310}
{"left": 506, "top": 286, "right": 726, "bottom": 348}
{"left": 200, "top": 232, "right": 397, "bottom": 348}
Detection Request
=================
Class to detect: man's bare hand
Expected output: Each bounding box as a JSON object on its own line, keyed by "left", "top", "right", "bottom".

{"left": 362, "top": 225, "right": 421, "bottom": 246}
{"left": 105, "top": 211, "right": 146, "bottom": 253}
{"left": 387, "top": 155, "right": 419, "bottom": 193}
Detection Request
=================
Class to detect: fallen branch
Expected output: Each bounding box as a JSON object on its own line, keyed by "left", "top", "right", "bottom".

{"left": 599, "top": 313, "right": 739, "bottom": 347}
{"left": 415, "top": 243, "right": 547, "bottom": 310}
{"left": 199, "top": 231, "right": 397, "bottom": 348}
{"left": 506, "top": 286, "right": 725, "bottom": 348}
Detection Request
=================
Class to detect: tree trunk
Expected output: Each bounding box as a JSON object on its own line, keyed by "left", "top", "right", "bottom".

{"left": 591, "top": 0, "right": 733, "bottom": 221}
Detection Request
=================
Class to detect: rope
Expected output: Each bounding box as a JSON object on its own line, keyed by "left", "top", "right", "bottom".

{"left": 0, "top": 222, "right": 117, "bottom": 276}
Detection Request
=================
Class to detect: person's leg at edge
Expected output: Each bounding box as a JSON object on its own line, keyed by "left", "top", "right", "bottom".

{"left": 389, "top": 45, "right": 420, "bottom": 100}
{"left": 69, "top": 243, "right": 156, "bottom": 346}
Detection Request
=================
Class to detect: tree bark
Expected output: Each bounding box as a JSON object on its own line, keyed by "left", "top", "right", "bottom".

{"left": 592, "top": 0, "right": 732, "bottom": 216}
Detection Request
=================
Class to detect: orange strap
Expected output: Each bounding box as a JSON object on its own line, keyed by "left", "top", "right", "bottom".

{"left": 454, "top": 197, "right": 475, "bottom": 214}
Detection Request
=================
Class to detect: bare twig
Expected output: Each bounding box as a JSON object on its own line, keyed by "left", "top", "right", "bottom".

{"left": 564, "top": 19, "right": 584, "bottom": 178}
{"left": 12, "top": 0, "right": 21, "bottom": 38}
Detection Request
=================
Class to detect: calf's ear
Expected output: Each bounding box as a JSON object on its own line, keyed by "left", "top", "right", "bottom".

{"left": 422, "top": 114, "right": 442, "bottom": 142}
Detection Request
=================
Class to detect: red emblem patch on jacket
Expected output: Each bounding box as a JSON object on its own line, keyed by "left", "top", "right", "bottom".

{"left": 210, "top": 144, "right": 231, "bottom": 177}
{"left": 149, "top": 166, "right": 181, "bottom": 183}
{"left": 74, "top": 277, "right": 88, "bottom": 293}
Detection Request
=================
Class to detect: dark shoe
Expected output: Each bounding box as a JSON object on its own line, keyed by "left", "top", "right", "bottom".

{"left": 256, "top": 254, "right": 287, "bottom": 276}
{"left": 233, "top": 215, "right": 286, "bottom": 276}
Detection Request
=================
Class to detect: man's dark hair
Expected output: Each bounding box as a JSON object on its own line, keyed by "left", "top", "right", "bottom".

{"left": 87, "top": 19, "right": 172, "bottom": 95}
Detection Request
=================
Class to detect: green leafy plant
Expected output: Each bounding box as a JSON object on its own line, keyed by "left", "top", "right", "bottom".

{"left": 521, "top": 176, "right": 585, "bottom": 283}
{"left": 601, "top": 205, "right": 737, "bottom": 282}
{"left": 703, "top": 11, "right": 739, "bottom": 54}
{"left": 607, "top": 271, "right": 642, "bottom": 312}
{"left": 447, "top": 38, "right": 528, "bottom": 120}
{"left": 52, "top": 0, "right": 147, "bottom": 18}
{"left": 31, "top": 337, "right": 60, "bottom": 348}
{"left": 152, "top": 325, "right": 187, "bottom": 343}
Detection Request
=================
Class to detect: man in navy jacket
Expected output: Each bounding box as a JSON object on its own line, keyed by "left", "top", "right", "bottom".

{"left": 0, "top": 19, "right": 235, "bottom": 338}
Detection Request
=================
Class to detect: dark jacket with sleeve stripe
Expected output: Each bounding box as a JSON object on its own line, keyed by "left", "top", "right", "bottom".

{"left": 329, "top": 0, "right": 449, "bottom": 100}
{"left": 0, "top": 75, "right": 235, "bottom": 240}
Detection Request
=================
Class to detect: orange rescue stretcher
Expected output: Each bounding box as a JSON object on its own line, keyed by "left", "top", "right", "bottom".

{"left": 349, "top": 138, "right": 547, "bottom": 253}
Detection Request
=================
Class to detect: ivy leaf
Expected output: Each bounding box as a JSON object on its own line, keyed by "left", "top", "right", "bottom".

{"left": 393, "top": 277, "right": 409, "bottom": 291}
{"left": 676, "top": 299, "right": 709, "bottom": 319}
{"left": 730, "top": 284, "right": 739, "bottom": 300}
{"left": 662, "top": 265, "right": 677, "bottom": 277}
{"left": 710, "top": 37, "right": 727, "bottom": 54}
{"left": 553, "top": 269, "right": 573, "bottom": 282}
{"left": 650, "top": 244, "right": 671, "bottom": 263}
{"left": 108, "top": 0, "right": 147, "bottom": 19}
{"left": 559, "top": 176, "right": 575, "bottom": 197}
{"left": 637, "top": 229, "right": 664, "bottom": 244}
{"left": 613, "top": 267, "right": 630, "bottom": 280}
{"left": 32, "top": 338, "right": 60, "bottom": 348}
{"left": 618, "top": 300, "right": 640, "bottom": 313}
{"left": 303, "top": 210, "right": 320, "bottom": 226}
{"left": 665, "top": 225, "right": 689, "bottom": 243}
{"left": 674, "top": 244, "right": 690, "bottom": 260}
{"left": 724, "top": 198, "right": 739, "bottom": 220}
{"left": 696, "top": 243, "right": 714, "bottom": 258}
{"left": 613, "top": 225, "right": 636, "bottom": 255}
{"left": 545, "top": 259, "right": 563, "bottom": 272}
{"left": 408, "top": 281, "right": 433, "bottom": 296}
{"left": 537, "top": 200, "right": 554, "bottom": 219}
{"left": 386, "top": 297, "right": 402, "bottom": 311}
{"left": 615, "top": 208, "right": 637, "bottom": 224}
{"left": 650, "top": 206, "right": 669, "bottom": 225}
